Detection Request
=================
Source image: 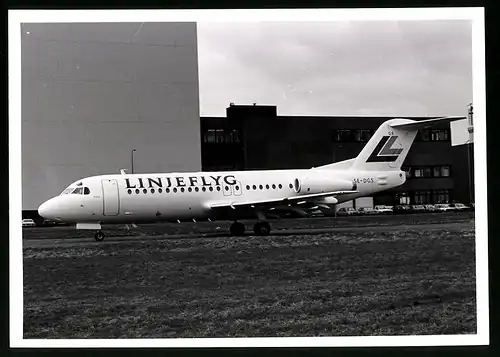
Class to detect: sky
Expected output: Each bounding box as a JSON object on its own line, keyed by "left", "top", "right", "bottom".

{"left": 197, "top": 20, "right": 472, "bottom": 117}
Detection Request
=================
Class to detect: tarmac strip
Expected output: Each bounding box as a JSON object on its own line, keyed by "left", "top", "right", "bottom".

{"left": 23, "top": 221, "right": 474, "bottom": 249}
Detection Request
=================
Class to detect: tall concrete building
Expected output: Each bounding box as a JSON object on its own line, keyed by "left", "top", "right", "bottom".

{"left": 22, "top": 23, "right": 201, "bottom": 213}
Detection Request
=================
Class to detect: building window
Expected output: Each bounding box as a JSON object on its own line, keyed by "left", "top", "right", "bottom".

{"left": 413, "top": 167, "right": 432, "bottom": 178}
{"left": 432, "top": 165, "right": 451, "bottom": 177}
{"left": 416, "top": 129, "right": 430, "bottom": 142}
{"left": 396, "top": 192, "right": 410, "bottom": 205}
{"left": 442, "top": 166, "right": 450, "bottom": 177}
{"left": 352, "top": 130, "right": 361, "bottom": 142}
{"left": 332, "top": 129, "right": 352, "bottom": 142}
{"left": 431, "top": 129, "right": 449, "bottom": 141}
{"left": 360, "top": 130, "right": 371, "bottom": 142}
{"left": 204, "top": 129, "right": 216, "bottom": 143}
{"left": 414, "top": 190, "right": 432, "bottom": 204}
{"left": 432, "top": 189, "right": 450, "bottom": 204}
{"left": 232, "top": 129, "right": 240, "bottom": 143}
{"left": 216, "top": 129, "right": 225, "bottom": 143}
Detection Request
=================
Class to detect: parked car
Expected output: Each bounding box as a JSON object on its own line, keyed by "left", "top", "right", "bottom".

{"left": 336, "top": 207, "right": 358, "bottom": 216}
{"left": 374, "top": 205, "right": 393, "bottom": 214}
{"left": 22, "top": 218, "right": 36, "bottom": 227}
{"left": 448, "top": 203, "right": 470, "bottom": 211}
{"left": 393, "top": 205, "right": 411, "bottom": 214}
{"left": 410, "top": 205, "right": 426, "bottom": 214}
{"left": 43, "top": 219, "right": 57, "bottom": 226}
{"left": 357, "top": 207, "right": 378, "bottom": 215}
{"left": 434, "top": 203, "right": 455, "bottom": 212}
{"left": 423, "top": 204, "right": 437, "bottom": 213}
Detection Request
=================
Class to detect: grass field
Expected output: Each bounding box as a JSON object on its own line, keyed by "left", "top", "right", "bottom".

{"left": 23, "top": 213, "right": 476, "bottom": 338}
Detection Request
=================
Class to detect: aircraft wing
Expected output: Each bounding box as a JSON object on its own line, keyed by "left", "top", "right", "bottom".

{"left": 208, "top": 190, "right": 358, "bottom": 211}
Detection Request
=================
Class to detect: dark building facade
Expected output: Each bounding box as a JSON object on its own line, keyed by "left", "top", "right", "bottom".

{"left": 201, "top": 104, "right": 475, "bottom": 206}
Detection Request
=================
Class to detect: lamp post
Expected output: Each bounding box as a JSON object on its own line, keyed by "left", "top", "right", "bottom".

{"left": 131, "top": 149, "right": 136, "bottom": 174}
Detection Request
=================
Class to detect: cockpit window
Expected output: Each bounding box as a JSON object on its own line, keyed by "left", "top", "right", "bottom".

{"left": 72, "top": 187, "right": 83, "bottom": 195}
{"left": 61, "top": 188, "right": 73, "bottom": 195}
{"left": 84, "top": 187, "right": 90, "bottom": 195}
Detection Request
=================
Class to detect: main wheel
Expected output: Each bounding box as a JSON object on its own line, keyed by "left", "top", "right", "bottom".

{"left": 94, "top": 231, "right": 105, "bottom": 242}
{"left": 253, "top": 222, "right": 271, "bottom": 236}
{"left": 230, "top": 222, "right": 245, "bottom": 236}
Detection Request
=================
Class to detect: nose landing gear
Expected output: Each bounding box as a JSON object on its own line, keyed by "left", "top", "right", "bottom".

{"left": 94, "top": 231, "right": 105, "bottom": 242}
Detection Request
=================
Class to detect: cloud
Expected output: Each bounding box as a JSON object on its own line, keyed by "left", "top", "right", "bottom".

{"left": 197, "top": 20, "right": 472, "bottom": 117}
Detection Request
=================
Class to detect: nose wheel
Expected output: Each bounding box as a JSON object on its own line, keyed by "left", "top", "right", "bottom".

{"left": 253, "top": 221, "right": 271, "bottom": 236}
{"left": 94, "top": 231, "right": 105, "bottom": 242}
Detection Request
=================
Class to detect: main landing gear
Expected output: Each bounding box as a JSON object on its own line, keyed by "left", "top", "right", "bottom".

{"left": 94, "top": 231, "right": 105, "bottom": 242}
{"left": 229, "top": 221, "right": 272, "bottom": 236}
{"left": 230, "top": 221, "right": 245, "bottom": 236}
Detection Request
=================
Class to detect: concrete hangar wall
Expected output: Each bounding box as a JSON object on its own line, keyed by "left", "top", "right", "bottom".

{"left": 22, "top": 23, "right": 201, "bottom": 211}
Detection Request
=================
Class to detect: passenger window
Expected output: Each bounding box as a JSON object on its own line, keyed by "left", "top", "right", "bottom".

{"left": 209, "top": 187, "right": 214, "bottom": 192}
{"left": 188, "top": 187, "right": 192, "bottom": 192}
{"left": 181, "top": 188, "right": 185, "bottom": 193}
{"left": 159, "top": 188, "right": 163, "bottom": 194}
{"left": 265, "top": 184, "right": 269, "bottom": 189}
{"left": 272, "top": 184, "right": 276, "bottom": 189}
{"left": 202, "top": 187, "right": 206, "bottom": 192}
{"left": 279, "top": 184, "right": 283, "bottom": 189}
{"left": 143, "top": 189, "right": 147, "bottom": 194}
{"left": 151, "top": 189, "right": 155, "bottom": 194}
{"left": 253, "top": 185, "right": 257, "bottom": 190}
{"left": 84, "top": 187, "right": 90, "bottom": 195}
{"left": 195, "top": 187, "right": 199, "bottom": 192}
{"left": 127, "top": 189, "right": 132, "bottom": 195}
{"left": 246, "top": 185, "right": 250, "bottom": 190}
{"left": 135, "top": 189, "right": 140, "bottom": 194}
{"left": 173, "top": 188, "right": 178, "bottom": 193}
{"left": 217, "top": 186, "right": 221, "bottom": 191}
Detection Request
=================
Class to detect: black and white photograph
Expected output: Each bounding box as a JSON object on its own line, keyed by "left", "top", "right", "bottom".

{"left": 10, "top": 8, "right": 488, "bottom": 348}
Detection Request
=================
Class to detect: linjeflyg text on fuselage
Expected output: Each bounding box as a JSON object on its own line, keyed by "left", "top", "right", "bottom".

{"left": 124, "top": 175, "right": 238, "bottom": 190}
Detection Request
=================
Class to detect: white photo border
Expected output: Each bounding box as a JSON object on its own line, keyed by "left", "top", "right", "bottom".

{"left": 9, "top": 7, "right": 488, "bottom": 348}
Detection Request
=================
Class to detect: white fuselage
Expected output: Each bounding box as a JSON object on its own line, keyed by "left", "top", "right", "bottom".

{"left": 38, "top": 168, "right": 405, "bottom": 224}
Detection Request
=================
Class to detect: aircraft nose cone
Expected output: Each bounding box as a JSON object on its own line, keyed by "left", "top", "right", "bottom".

{"left": 38, "top": 199, "right": 54, "bottom": 219}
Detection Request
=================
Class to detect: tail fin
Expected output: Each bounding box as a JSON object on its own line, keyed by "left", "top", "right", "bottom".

{"left": 350, "top": 117, "right": 465, "bottom": 171}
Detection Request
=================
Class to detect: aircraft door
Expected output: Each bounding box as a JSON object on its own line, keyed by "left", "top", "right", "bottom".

{"left": 233, "top": 181, "right": 242, "bottom": 196}
{"left": 101, "top": 179, "right": 120, "bottom": 216}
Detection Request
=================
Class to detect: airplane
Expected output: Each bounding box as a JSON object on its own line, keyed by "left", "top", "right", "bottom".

{"left": 37, "top": 116, "right": 464, "bottom": 241}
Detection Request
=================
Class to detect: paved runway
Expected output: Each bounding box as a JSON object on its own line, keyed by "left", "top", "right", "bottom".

{"left": 23, "top": 221, "right": 474, "bottom": 249}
